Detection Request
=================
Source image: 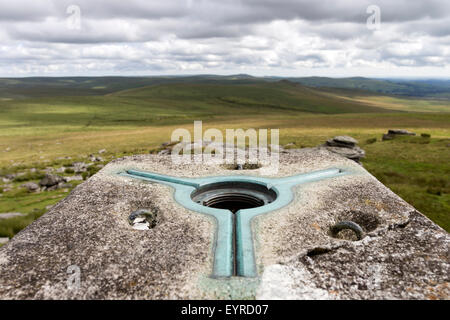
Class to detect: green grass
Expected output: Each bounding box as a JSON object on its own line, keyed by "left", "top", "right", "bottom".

{"left": 0, "top": 188, "right": 71, "bottom": 238}
{"left": 0, "top": 79, "right": 449, "bottom": 239}
{"left": 362, "top": 136, "right": 450, "bottom": 229}
{"left": 337, "top": 94, "right": 450, "bottom": 113}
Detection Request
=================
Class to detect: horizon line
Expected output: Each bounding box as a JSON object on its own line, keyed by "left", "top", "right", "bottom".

{"left": 1, "top": 74, "right": 450, "bottom": 80}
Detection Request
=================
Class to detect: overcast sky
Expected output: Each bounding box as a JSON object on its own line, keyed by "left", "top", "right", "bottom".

{"left": 0, "top": 0, "right": 449, "bottom": 78}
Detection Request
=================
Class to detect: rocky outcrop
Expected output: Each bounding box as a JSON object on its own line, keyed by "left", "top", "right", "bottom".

{"left": 321, "top": 136, "right": 365, "bottom": 163}
{"left": 388, "top": 129, "right": 416, "bottom": 135}
{"left": 39, "top": 174, "right": 66, "bottom": 187}
{"left": 71, "top": 162, "right": 88, "bottom": 173}
{"left": 383, "top": 129, "right": 416, "bottom": 141}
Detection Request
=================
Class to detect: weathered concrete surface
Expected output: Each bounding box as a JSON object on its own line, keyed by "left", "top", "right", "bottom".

{"left": 0, "top": 148, "right": 448, "bottom": 299}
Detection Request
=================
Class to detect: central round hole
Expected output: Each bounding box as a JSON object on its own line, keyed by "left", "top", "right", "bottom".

{"left": 191, "top": 181, "right": 277, "bottom": 213}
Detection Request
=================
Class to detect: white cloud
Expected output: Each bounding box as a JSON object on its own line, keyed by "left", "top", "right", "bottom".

{"left": 0, "top": 0, "right": 449, "bottom": 77}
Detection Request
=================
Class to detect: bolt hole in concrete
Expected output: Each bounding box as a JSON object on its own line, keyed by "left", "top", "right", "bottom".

{"left": 191, "top": 181, "right": 277, "bottom": 213}
{"left": 128, "top": 209, "right": 158, "bottom": 230}
{"left": 329, "top": 210, "right": 381, "bottom": 241}
{"left": 330, "top": 221, "right": 365, "bottom": 240}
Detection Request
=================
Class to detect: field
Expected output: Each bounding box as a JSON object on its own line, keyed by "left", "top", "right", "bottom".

{"left": 0, "top": 77, "right": 449, "bottom": 242}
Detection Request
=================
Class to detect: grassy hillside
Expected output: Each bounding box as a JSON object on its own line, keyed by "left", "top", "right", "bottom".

{"left": 0, "top": 81, "right": 392, "bottom": 140}
{"left": 111, "top": 81, "right": 390, "bottom": 113}
{"left": 0, "top": 78, "right": 449, "bottom": 241}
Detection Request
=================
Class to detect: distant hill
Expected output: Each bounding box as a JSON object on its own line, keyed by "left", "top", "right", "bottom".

{"left": 1, "top": 75, "right": 450, "bottom": 99}
{"left": 110, "top": 81, "right": 390, "bottom": 114}
{"left": 0, "top": 75, "right": 264, "bottom": 99}
{"left": 285, "top": 77, "right": 450, "bottom": 98}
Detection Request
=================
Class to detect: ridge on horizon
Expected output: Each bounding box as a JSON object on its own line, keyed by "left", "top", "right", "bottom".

{"left": 1, "top": 75, "right": 449, "bottom": 99}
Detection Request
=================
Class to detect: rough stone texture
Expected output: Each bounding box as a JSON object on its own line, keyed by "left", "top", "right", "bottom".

{"left": 0, "top": 238, "right": 8, "bottom": 245}
{"left": 323, "top": 146, "right": 365, "bottom": 161}
{"left": 0, "top": 148, "right": 448, "bottom": 300}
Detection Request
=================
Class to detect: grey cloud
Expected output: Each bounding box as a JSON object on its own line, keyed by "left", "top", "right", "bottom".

{"left": 0, "top": 0, "right": 449, "bottom": 76}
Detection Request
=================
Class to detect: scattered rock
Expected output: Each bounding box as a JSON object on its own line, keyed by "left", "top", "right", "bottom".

{"left": 0, "top": 237, "right": 8, "bottom": 245}
{"left": 44, "top": 167, "right": 55, "bottom": 173}
{"left": 56, "top": 167, "right": 66, "bottom": 173}
{"left": 383, "top": 129, "right": 416, "bottom": 141}
{"left": 98, "top": 149, "right": 106, "bottom": 154}
{"left": 388, "top": 129, "right": 416, "bottom": 136}
{"left": 1, "top": 184, "right": 12, "bottom": 192}
{"left": 21, "top": 182, "right": 40, "bottom": 192}
{"left": 326, "top": 136, "right": 358, "bottom": 148}
{"left": 39, "top": 174, "right": 66, "bottom": 187}
{"left": 89, "top": 155, "right": 103, "bottom": 162}
{"left": 0, "top": 212, "right": 26, "bottom": 220}
{"left": 46, "top": 182, "right": 71, "bottom": 191}
{"left": 4, "top": 174, "right": 16, "bottom": 180}
{"left": 71, "top": 162, "right": 87, "bottom": 173}
{"left": 325, "top": 146, "right": 365, "bottom": 161}
{"left": 320, "top": 136, "right": 365, "bottom": 163}
{"left": 65, "top": 175, "right": 83, "bottom": 182}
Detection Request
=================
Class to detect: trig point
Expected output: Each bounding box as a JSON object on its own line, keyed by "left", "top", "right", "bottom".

{"left": 0, "top": 148, "right": 448, "bottom": 299}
